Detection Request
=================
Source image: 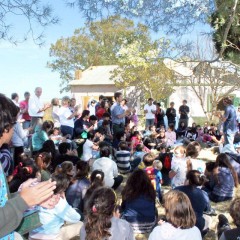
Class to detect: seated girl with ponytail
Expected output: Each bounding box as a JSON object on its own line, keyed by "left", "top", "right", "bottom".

{"left": 83, "top": 170, "right": 104, "bottom": 210}
{"left": 54, "top": 161, "right": 74, "bottom": 180}
{"left": 9, "top": 158, "right": 40, "bottom": 193}
{"left": 35, "top": 152, "right": 52, "bottom": 181}
{"left": 175, "top": 170, "right": 212, "bottom": 235}
{"left": 80, "top": 187, "right": 134, "bottom": 240}
{"left": 66, "top": 161, "right": 90, "bottom": 216}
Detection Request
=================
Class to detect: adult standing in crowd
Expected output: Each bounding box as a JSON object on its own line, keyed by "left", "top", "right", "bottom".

{"left": 166, "top": 101, "right": 176, "bottom": 127}
{"left": 218, "top": 96, "right": 237, "bottom": 146}
{"left": 95, "top": 95, "right": 105, "bottom": 113}
{"left": 28, "top": 87, "right": 51, "bottom": 130}
{"left": 155, "top": 103, "right": 165, "bottom": 129}
{"left": 11, "top": 93, "right": 19, "bottom": 107}
{"left": 111, "top": 92, "right": 129, "bottom": 136}
{"left": 51, "top": 98, "right": 61, "bottom": 128}
{"left": 58, "top": 96, "right": 79, "bottom": 139}
{"left": 144, "top": 98, "right": 156, "bottom": 130}
{"left": 19, "top": 91, "right": 31, "bottom": 129}
{"left": 179, "top": 99, "right": 190, "bottom": 127}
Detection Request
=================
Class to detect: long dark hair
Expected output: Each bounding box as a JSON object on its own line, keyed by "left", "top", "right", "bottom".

{"left": 121, "top": 169, "right": 155, "bottom": 202}
{"left": 41, "top": 140, "right": 57, "bottom": 161}
{"left": 85, "top": 187, "right": 116, "bottom": 240}
{"left": 215, "top": 153, "right": 238, "bottom": 187}
{"left": 75, "top": 160, "right": 90, "bottom": 180}
{"left": 186, "top": 170, "right": 207, "bottom": 187}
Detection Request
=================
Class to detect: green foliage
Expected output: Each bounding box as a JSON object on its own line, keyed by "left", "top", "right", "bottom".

{"left": 0, "top": 1, "right": 58, "bottom": 45}
{"left": 48, "top": 16, "right": 142, "bottom": 91}
{"left": 112, "top": 38, "right": 175, "bottom": 101}
{"left": 48, "top": 15, "right": 175, "bottom": 95}
{"left": 210, "top": 0, "right": 240, "bottom": 64}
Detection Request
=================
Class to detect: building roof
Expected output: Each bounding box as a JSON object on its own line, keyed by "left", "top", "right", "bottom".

{"left": 69, "top": 65, "right": 119, "bottom": 86}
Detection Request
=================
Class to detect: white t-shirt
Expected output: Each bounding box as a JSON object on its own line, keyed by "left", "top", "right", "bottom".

{"left": 149, "top": 222, "right": 202, "bottom": 240}
{"left": 190, "top": 158, "right": 206, "bottom": 174}
{"left": 88, "top": 105, "right": 96, "bottom": 116}
{"left": 92, "top": 157, "right": 119, "bottom": 187}
{"left": 52, "top": 106, "right": 60, "bottom": 127}
{"left": 28, "top": 95, "right": 44, "bottom": 117}
{"left": 171, "top": 157, "right": 187, "bottom": 188}
{"left": 144, "top": 104, "right": 156, "bottom": 119}
{"left": 58, "top": 107, "right": 74, "bottom": 128}
{"left": 82, "top": 139, "right": 94, "bottom": 161}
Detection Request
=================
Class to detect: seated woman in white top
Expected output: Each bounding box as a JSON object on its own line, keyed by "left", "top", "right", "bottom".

{"left": 149, "top": 190, "right": 202, "bottom": 240}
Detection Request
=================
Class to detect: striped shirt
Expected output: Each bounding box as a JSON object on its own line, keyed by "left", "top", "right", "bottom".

{"left": 0, "top": 146, "right": 13, "bottom": 177}
{"left": 116, "top": 150, "right": 131, "bottom": 173}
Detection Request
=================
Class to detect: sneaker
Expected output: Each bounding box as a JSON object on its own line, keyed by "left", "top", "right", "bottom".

{"left": 204, "top": 207, "right": 217, "bottom": 216}
{"left": 218, "top": 214, "right": 229, "bottom": 227}
{"left": 217, "top": 214, "right": 230, "bottom": 239}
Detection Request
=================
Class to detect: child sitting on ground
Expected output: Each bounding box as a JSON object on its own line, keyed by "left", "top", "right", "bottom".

{"left": 169, "top": 145, "right": 187, "bottom": 188}
{"left": 83, "top": 170, "right": 105, "bottom": 213}
{"left": 9, "top": 158, "right": 40, "bottom": 193}
{"left": 54, "top": 161, "right": 75, "bottom": 181}
{"left": 66, "top": 161, "right": 90, "bottom": 217}
{"left": 81, "top": 131, "right": 99, "bottom": 162}
{"left": 35, "top": 152, "right": 52, "bottom": 181}
{"left": 217, "top": 197, "right": 240, "bottom": 240}
{"left": 29, "top": 174, "right": 82, "bottom": 240}
{"left": 49, "top": 127, "right": 64, "bottom": 146}
{"left": 143, "top": 153, "right": 163, "bottom": 201}
{"left": 158, "top": 144, "right": 172, "bottom": 186}
{"left": 81, "top": 187, "right": 134, "bottom": 240}
{"left": 115, "top": 141, "right": 131, "bottom": 174}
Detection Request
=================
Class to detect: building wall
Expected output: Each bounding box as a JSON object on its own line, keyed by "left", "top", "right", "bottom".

{"left": 71, "top": 85, "right": 119, "bottom": 96}
{"left": 169, "top": 86, "right": 240, "bottom": 117}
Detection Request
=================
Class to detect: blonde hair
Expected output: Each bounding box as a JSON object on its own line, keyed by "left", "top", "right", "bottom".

{"left": 173, "top": 145, "right": 186, "bottom": 156}
{"left": 153, "top": 160, "right": 162, "bottom": 171}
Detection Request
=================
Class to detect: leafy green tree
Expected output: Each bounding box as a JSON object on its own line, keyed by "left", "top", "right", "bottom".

{"left": 210, "top": 0, "right": 240, "bottom": 64}
{"left": 112, "top": 38, "right": 175, "bottom": 102}
{"left": 0, "top": 0, "right": 58, "bottom": 45}
{"left": 48, "top": 16, "right": 175, "bottom": 93}
{"left": 67, "top": 0, "right": 214, "bottom": 34}
{"left": 67, "top": 0, "right": 239, "bottom": 64}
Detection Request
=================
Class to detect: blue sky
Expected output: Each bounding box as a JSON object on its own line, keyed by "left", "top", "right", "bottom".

{"left": 0, "top": 1, "right": 85, "bottom": 102}
{"left": 0, "top": 1, "right": 212, "bottom": 102}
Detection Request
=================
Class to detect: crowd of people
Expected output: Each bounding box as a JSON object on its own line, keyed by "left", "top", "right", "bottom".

{"left": 1, "top": 88, "right": 240, "bottom": 240}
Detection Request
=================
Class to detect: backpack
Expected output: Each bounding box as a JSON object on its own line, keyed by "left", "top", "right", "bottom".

{"left": 163, "top": 154, "right": 171, "bottom": 170}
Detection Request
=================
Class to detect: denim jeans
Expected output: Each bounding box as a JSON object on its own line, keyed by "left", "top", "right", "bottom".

{"left": 224, "top": 129, "right": 235, "bottom": 146}
{"left": 145, "top": 119, "right": 155, "bottom": 129}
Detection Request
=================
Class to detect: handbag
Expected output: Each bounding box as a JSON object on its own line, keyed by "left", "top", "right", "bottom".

{"left": 81, "top": 131, "right": 88, "bottom": 139}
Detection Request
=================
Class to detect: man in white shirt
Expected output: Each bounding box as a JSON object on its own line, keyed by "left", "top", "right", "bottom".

{"left": 144, "top": 98, "right": 156, "bottom": 129}
{"left": 28, "top": 87, "right": 51, "bottom": 130}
